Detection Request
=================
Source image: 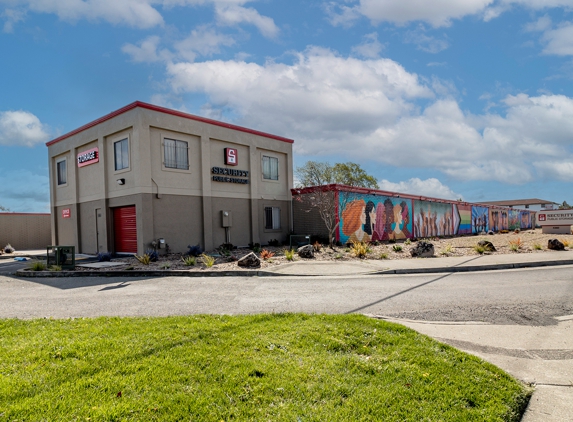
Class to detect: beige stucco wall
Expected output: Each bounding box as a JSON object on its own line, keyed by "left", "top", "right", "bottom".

{"left": 0, "top": 213, "right": 51, "bottom": 250}
{"left": 47, "top": 105, "right": 293, "bottom": 254}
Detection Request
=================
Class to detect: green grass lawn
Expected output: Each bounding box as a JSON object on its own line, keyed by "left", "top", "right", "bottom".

{"left": 0, "top": 314, "right": 530, "bottom": 421}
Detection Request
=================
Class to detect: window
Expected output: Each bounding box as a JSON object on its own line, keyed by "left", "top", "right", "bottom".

{"left": 57, "top": 159, "right": 67, "bottom": 185}
{"left": 114, "top": 138, "right": 129, "bottom": 171}
{"left": 264, "top": 206, "right": 281, "bottom": 230}
{"left": 525, "top": 205, "right": 529, "bottom": 209}
{"left": 262, "top": 155, "right": 278, "bottom": 180}
{"left": 164, "top": 138, "right": 189, "bottom": 170}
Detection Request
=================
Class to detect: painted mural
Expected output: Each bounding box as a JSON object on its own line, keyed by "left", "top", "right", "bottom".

{"left": 509, "top": 209, "right": 521, "bottom": 230}
{"left": 489, "top": 208, "right": 508, "bottom": 232}
{"left": 472, "top": 206, "right": 489, "bottom": 234}
{"left": 413, "top": 200, "right": 454, "bottom": 237}
{"left": 520, "top": 211, "right": 532, "bottom": 229}
{"left": 339, "top": 194, "right": 413, "bottom": 244}
{"left": 453, "top": 203, "right": 472, "bottom": 235}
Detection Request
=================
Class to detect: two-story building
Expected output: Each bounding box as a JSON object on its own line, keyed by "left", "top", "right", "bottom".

{"left": 47, "top": 101, "right": 294, "bottom": 255}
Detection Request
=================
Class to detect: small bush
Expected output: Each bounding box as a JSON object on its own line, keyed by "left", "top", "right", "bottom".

{"left": 4, "top": 243, "right": 15, "bottom": 254}
{"left": 284, "top": 249, "right": 295, "bottom": 261}
{"left": 248, "top": 242, "right": 261, "bottom": 252}
{"left": 379, "top": 253, "right": 388, "bottom": 259}
{"left": 267, "top": 239, "right": 280, "bottom": 247}
{"left": 560, "top": 239, "right": 570, "bottom": 248}
{"left": 97, "top": 252, "right": 112, "bottom": 262}
{"left": 508, "top": 238, "right": 523, "bottom": 252}
{"left": 135, "top": 254, "right": 151, "bottom": 265}
{"left": 334, "top": 253, "right": 343, "bottom": 259}
{"left": 145, "top": 249, "right": 159, "bottom": 262}
{"left": 313, "top": 241, "right": 322, "bottom": 252}
{"left": 474, "top": 244, "right": 485, "bottom": 254}
{"left": 392, "top": 245, "right": 403, "bottom": 252}
{"left": 260, "top": 249, "right": 275, "bottom": 260}
{"left": 389, "top": 238, "right": 396, "bottom": 244}
{"left": 160, "top": 263, "right": 171, "bottom": 270}
{"left": 533, "top": 243, "right": 542, "bottom": 250}
{"left": 440, "top": 244, "right": 453, "bottom": 256}
{"left": 187, "top": 244, "right": 203, "bottom": 257}
{"left": 351, "top": 241, "right": 370, "bottom": 259}
{"left": 201, "top": 254, "right": 216, "bottom": 268}
{"left": 48, "top": 265, "right": 62, "bottom": 272}
{"left": 404, "top": 239, "right": 411, "bottom": 245}
{"left": 182, "top": 256, "right": 196, "bottom": 266}
{"left": 28, "top": 261, "right": 46, "bottom": 271}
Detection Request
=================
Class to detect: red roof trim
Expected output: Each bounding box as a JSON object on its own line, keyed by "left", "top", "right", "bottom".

{"left": 46, "top": 101, "right": 294, "bottom": 146}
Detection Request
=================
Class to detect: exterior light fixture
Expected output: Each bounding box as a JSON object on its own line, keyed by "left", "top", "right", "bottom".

{"left": 117, "top": 178, "right": 125, "bottom": 185}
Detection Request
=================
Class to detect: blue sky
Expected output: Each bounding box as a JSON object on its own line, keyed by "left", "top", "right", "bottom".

{"left": 1, "top": 0, "right": 573, "bottom": 212}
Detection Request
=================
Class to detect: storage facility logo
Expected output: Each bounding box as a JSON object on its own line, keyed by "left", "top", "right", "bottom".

{"left": 225, "top": 148, "right": 238, "bottom": 166}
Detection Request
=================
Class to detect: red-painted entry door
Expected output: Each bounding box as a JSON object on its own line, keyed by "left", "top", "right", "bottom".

{"left": 113, "top": 206, "right": 137, "bottom": 253}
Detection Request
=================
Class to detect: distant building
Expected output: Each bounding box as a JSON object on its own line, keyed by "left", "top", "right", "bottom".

{"left": 481, "top": 199, "right": 559, "bottom": 212}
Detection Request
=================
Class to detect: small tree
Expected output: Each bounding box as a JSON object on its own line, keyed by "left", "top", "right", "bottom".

{"left": 559, "top": 201, "right": 572, "bottom": 210}
{"left": 0, "top": 205, "right": 10, "bottom": 212}
{"left": 294, "top": 161, "right": 378, "bottom": 247}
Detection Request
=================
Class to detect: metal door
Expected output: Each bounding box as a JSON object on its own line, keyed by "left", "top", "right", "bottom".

{"left": 113, "top": 206, "right": 137, "bottom": 253}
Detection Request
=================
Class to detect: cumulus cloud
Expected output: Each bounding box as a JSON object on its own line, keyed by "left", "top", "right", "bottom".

{"left": 162, "top": 47, "right": 573, "bottom": 184}
{"left": 0, "top": 110, "right": 50, "bottom": 147}
{"left": 175, "top": 25, "right": 236, "bottom": 61}
{"left": 378, "top": 177, "right": 462, "bottom": 200}
{"left": 351, "top": 32, "right": 384, "bottom": 58}
{"left": 541, "top": 22, "right": 573, "bottom": 56}
{"left": 328, "top": 0, "right": 572, "bottom": 28}
{"left": 122, "top": 36, "right": 172, "bottom": 63}
{"left": 214, "top": 2, "right": 279, "bottom": 38}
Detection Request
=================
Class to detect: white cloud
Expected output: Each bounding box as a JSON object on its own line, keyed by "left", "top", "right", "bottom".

{"left": 378, "top": 178, "right": 462, "bottom": 200}
{"left": 214, "top": 2, "right": 279, "bottom": 38}
{"left": 404, "top": 26, "right": 449, "bottom": 53}
{"left": 175, "top": 25, "right": 236, "bottom": 61}
{"left": 122, "top": 35, "right": 172, "bottom": 63}
{"left": 541, "top": 22, "right": 573, "bottom": 56}
{"left": 351, "top": 32, "right": 383, "bottom": 58}
{"left": 162, "top": 47, "right": 573, "bottom": 184}
{"left": 524, "top": 15, "right": 552, "bottom": 32}
{"left": 0, "top": 110, "right": 50, "bottom": 147}
{"left": 1, "top": 8, "right": 26, "bottom": 33}
{"left": 534, "top": 160, "right": 573, "bottom": 181}
{"left": 0, "top": 0, "right": 165, "bottom": 29}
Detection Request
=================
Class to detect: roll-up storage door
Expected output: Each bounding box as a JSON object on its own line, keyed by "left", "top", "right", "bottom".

{"left": 113, "top": 206, "right": 137, "bottom": 253}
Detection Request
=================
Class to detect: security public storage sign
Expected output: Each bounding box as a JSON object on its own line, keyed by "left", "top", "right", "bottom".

{"left": 77, "top": 147, "right": 99, "bottom": 167}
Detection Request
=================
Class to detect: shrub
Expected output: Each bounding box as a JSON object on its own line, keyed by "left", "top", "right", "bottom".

{"left": 160, "top": 263, "right": 171, "bottom": 269}
{"left": 135, "top": 254, "right": 151, "bottom": 265}
{"left": 474, "top": 244, "right": 485, "bottom": 254}
{"left": 201, "top": 254, "right": 215, "bottom": 268}
{"left": 334, "top": 253, "right": 343, "bottom": 259}
{"left": 440, "top": 244, "right": 453, "bottom": 256}
{"left": 28, "top": 261, "right": 46, "bottom": 271}
{"left": 351, "top": 241, "right": 370, "bottom": 259}
{"left": 267, "top": 239, "right": 280, "bottom": 247}
{"left": 404, "top": 239, "right": 411, "bottom": 245}
{"left": 508, "top": 238, "right": 523, "bottom": 252}
{"left": 97, "top": 252, "right": 112, "bottom": 262}
{"left": 187, "top": 244, "right": 203, "bottom": 257}
{"left": 313, "top": 241, "right": 322, "bottom": 252}
{"left": 181, "top": 256, "right": 196, "bottom": 266}
{"left": 48, "top": 265, "right": 62, "bottom": 272}
{"left": 260, "top": 249, "right": 275, "bottom": 260}
{"left": 379, "top": 252, "right": 388, "bottom": 259}
{"left": 392, "top": 245, "right": 403, "bottom": 252}
{"left": 533, "top": 243, "right": 543, "bottom": 250}
{"left": 284, "top": 249, "right": 295, "bottom": 261}
{"left": 4, "top": 243, "right": 15, "bottom": 254}
{"left": 560, "top": 239, "right": 570, "bottom": 248}
{"left": 145, "top": 249, "right": 159, "bottom": 262}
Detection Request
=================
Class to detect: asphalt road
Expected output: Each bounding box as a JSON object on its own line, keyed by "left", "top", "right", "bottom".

{"left": 1, "top": 266, "right": 572, "bottom": 324}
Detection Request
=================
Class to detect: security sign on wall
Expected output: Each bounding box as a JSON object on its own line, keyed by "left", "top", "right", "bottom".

{"left": 77, "top": 147, "right": 99, "bottom": 167}
{"left": 224, "top": 148, "right": 238, "bottom": 166}
{"left": 62, "top": 208, "right": 71, "bottom": 219}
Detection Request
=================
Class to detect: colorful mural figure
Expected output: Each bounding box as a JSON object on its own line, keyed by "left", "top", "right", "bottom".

{"left": 339, "top": 194, "right": 413, "bottom": 244}
{"left": 500, "top": 209, "right": 509, "bottom": 231}
{"left": 509, "top": 209, "right": 520, "bottom": 230}
{"left": 520, "top": 211, "right": 532, "bottom": 229}
{"left": 489, "top": 208, "right": 507, "bottom": 232}
{"left": 453, "top": 204, "right": 472, "bottom": 235}
{"left": 472, "top": 206, "right": 489, "bottom": 234}
{"left": 414, "top": 200, "right": 453, "bottom": 237}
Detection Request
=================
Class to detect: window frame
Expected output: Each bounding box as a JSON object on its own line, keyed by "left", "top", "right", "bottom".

{"left": 163, "top": 138, "right": 190, "bottom": 171}
{"left": 114, "top": 137, "right": 130, "bottom": 172}
{"left": 264, "top": 206, "right": 281, "bottom": 231}
{"left": 262, "top": 155, "right": 279, "bottom": 181}
{"left": 56, "top": 158, "right": 67, "bottom": 187}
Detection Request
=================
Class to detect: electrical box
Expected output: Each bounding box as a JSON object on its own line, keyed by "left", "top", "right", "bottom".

{"left": 221, "top": 210, "right": 232, "bottom": 227}
{"left": 158, "top": 238, "right": 166, "bottom": 249}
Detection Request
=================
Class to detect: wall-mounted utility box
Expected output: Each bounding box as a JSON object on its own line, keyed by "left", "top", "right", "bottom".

{"left": 221, "top": 210, "right": 232, "bottom": 227}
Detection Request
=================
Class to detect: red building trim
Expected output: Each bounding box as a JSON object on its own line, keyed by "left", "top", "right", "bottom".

{"left": 46, "top": 101, "right": 294, "bottom": 147}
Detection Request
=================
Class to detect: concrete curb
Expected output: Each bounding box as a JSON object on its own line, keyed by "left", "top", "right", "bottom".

{"left": 14, "top": 258, "right": 573, "bottom": 278}
{"left": 375, "top": 259, "right": 573, "bottom": 275}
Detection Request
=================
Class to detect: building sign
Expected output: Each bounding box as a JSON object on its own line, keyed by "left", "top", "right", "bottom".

{"left": 211, "top": 167, "right": 249, "bottom": 184}
{"left": 77, "top": 147, "right": 99, "bottom": 167}
{"left": 225, "top": 148, "right": 238, "bottom": 166}
{"left": 62, "top": 208, "right": 71, "bottom": 219}
{"left": 537, "top": 210, "right": 573, "bottom": 226}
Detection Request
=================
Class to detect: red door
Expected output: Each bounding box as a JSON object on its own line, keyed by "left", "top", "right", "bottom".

{"left": 114, "top": 206, "right": 137, "bottom": 253}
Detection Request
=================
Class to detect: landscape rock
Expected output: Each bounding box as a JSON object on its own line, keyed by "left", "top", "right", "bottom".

{"left": 297, "top": 244, "right": 315, "bottom": 259}
{"left": 477, "top": 240, "right": 496, "bottom": 252}
{"left": 547, "top": 239, "right": 565, "bottom": 251}
{"left": 410, "top": 241, "right": 435, "bottom": 258}
{"left": 237, "top": 252, "right": 261, "bottom": 267}
{"left": 488, "top": 231, "right": 494, "bottom": 235}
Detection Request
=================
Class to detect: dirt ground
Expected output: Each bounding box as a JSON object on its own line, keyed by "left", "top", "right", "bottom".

{"left": 82, "top": 228, "right": 572, "bottom": 272}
